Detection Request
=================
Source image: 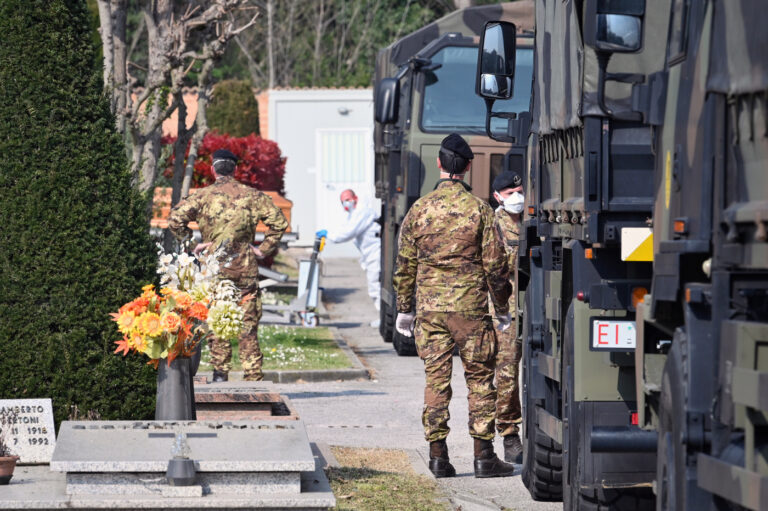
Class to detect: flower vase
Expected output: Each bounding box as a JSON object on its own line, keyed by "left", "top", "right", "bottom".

{"left": 0, "top": 456, "right": 19, "bottom": 485}
{"left": 155, "top": 357, "right": 196, "bottom": 420}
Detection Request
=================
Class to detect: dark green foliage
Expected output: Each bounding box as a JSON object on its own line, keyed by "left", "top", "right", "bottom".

{"left": 0, "top": 0, "right": 157, "bottom": 426}
{"left": 208, "top": 80, "right": 260, "bottom": 137}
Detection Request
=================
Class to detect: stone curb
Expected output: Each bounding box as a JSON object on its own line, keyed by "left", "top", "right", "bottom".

{"left": 312, "top": 442, "right": 340, "bottom": 469}
{"left": 409, "top": 449, "right": 506, "bottom": 511}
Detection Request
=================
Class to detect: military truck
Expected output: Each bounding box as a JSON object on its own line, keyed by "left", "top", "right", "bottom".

{"left": 633, "top": 1, "right": 768, "bottom": 509}
{"left": 373, "top": 2, "right": 535, "bottom": 356}
{"left": 478, "top": 0, "right": 768, "bottom": 509}
{"left": 477, "top": 1, "right": 670, "bottom": 508}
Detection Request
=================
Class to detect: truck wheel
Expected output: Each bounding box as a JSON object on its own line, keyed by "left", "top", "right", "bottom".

{"left": 656, "top": 332, "right": 709, "bottom": 511}
{"left": 522, "top": 414, "right": 564, "bottom": 500}
{"left": 521, "top": 292, "right": 563, "bottom": 501}
{"left": 393, "top": 330, "right": 417, "bottom": 356}
{"left": 379, "top": 302, "right": 394, "bottom": 343}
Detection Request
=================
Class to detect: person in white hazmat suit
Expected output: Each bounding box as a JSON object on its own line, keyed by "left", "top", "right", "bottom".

{"left": 316, "top": 189, "right": 382, "bottom": 326}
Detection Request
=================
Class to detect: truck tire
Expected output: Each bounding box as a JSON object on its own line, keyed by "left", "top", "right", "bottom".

{"left": 656, "top": 331, "right": 709, "bottom": 511}
{"left": 393, "top": 330, "right": 417, "bottom": 356}
{"left": 657, "top": 335, "right": 686, "bottom": 511}
{"left": 521, "top": 292, "right": 563, "bottom": 501}
{"left": 379, "top": 302, "right": 393, "bottom": 342}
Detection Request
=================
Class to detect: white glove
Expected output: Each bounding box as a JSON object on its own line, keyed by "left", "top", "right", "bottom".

{"left": 496, "top": 312, "right": 513, "bottom": 332}
{"left": 395, "top": 312, "right": 416, "bottom": 337}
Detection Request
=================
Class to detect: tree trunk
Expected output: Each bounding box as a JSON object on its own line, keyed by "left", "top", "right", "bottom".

{"left": 453, "top": 0, "right": 474, "bottom": 9}
{"left": 171, "top": 90, "right": 189, "bottom": 208}
{"left": 311, "top": 0, "right": 325, "bottom": 86}
{"left": 111, "top": 0, "right": 128, "bottom": 135}
{"left": 96, "top": 0, "right": 114, "bottom": 95}
{"left": 181, "top": 57, "right": 216, "bottom": 200}
{"left": 136, "top": 0, "right": 174, "bottom": 193}
{"left": 267, "top": 0, "right": 274, "bottom": 89}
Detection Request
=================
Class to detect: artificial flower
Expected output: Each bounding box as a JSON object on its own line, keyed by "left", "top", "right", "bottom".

{"left": 138, "top": 312, "right": 163, "bottom": 337}
{"left": 160, "top": 311, "right": 182, "bottom": 332}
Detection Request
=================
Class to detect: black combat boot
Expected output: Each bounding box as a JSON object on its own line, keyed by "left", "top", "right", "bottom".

{"left": 473, "top": 438, "right": 516, "bottom": 478}
{"left": 212, "top": 370, "right": 228, "bottom": 382}
{"left": 428, "top": 439, "right": 456, "bottom": 478}
{"left": 503, "top": 434, "right": 523, "bottom": 464}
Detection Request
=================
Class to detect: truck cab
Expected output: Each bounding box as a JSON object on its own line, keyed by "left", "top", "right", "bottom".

{"left": 373, "top": 2, "right": 534, "bottom": 355}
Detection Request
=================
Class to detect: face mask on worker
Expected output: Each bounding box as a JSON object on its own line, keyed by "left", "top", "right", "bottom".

{"left": 342, "top": 200, "right": 356, "bottom": 212}
{"left": 502, "top": 192, "right": 524, "bottom": 214}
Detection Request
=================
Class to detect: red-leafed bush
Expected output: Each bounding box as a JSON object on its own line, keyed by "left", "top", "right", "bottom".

{"left": 163, "top": 132, "right": 286, "bottom": 194}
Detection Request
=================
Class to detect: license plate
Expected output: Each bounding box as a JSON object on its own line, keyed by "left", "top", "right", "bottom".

{"left": 591, "top": 320, "right": 636, "bottom": 351}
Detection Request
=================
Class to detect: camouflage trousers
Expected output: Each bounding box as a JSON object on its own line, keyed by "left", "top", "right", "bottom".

{"left": 209, "top": 276, "right": 264, "bottom": 381}
{"left": 414, "top": 311, "right": 498, "bottom": 442}
{"left": 495, "top": 324, "right": 522, "bottom": 436}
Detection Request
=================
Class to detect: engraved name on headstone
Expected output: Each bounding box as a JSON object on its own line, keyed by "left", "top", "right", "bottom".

{"left": 0, "top": 398, "right": 56, "bottom": 463}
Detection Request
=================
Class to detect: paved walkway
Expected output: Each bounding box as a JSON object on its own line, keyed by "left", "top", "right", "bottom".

{"left": 271, "top": 258, "right": 561, "bottom": 511}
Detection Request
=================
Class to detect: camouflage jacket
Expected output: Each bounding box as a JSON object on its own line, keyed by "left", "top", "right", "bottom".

{"left": 493, "top": 207, "right": 519, "bottom": 281}
{"left": 393, "top": 180, "right": 511, "bottom": 314}
{"left": 168, "top": 176, "right": 288, "bottom": 278}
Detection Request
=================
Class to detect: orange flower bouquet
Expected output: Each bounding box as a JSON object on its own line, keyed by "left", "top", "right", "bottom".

{"left": 111, "top": 284, "right": 209, "bottom": 365}
{"left": 111, "top": 244, "right": 246, "bottom": 367}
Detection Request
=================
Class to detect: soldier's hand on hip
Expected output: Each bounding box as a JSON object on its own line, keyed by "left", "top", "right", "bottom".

{"left": 193, "top": 242, "right": 212, "bottom": 255}
{"left": 396, "top": 312, "right": 415, "bottom": 337}
{"left": 496, "top": 312, "right": 513, "bottom": 332}
{"left": 250, "top": 245, "right": 265, "bottom": 259}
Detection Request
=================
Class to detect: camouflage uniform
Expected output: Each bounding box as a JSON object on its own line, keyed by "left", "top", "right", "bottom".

{"left": 394, "top": 180, "right": 511, "bottom": 442}
{"left": 493, "top": 207, "right": 522, "bottom": 437}
{"left": 168, "top": 176, "right": 288, "bottom": 380}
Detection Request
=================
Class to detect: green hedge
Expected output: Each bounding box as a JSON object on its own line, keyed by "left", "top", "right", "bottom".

{"left": 0, "top": 0, "right": 157, "bottom": 426}
{"left": 208, "top": 79, "right": 261, "bottom": 137}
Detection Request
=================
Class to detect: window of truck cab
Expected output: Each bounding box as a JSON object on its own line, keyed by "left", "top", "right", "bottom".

{"left": 419, "top": 45, "right": 533, "bottom": 135}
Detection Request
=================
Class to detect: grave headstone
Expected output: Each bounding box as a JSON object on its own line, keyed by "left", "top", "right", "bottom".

{"left": 0, "top": 398, "right": 55, "bottom": 463}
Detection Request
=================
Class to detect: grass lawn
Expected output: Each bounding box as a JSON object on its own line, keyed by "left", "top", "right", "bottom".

{"left": 199, "top": 325, "right": 352, "bottom": 371}
{"left": 328, "top": 447, "right": 450, "bottom": 511}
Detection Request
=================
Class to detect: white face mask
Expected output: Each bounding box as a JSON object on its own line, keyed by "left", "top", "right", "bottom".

{"left": 342, "top": 200, "right": 356, "bottom": 212}
{"left": 501, "top": 192, "right": 524, "bottom": 214}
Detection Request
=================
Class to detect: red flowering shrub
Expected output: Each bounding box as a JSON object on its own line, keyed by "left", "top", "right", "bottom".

{"left": 163, "top": 132, "right": 286, "bottom": 194}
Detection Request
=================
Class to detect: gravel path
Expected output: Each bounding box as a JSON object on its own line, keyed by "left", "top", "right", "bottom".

{"left": 271, "top": 257, "right": 562, "bottom": 511}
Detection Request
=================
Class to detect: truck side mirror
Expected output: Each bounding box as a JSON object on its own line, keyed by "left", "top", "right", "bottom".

{"left": 593, "top": 14, "right": 643, "bottom": 53}
{"left": 584, "top": 0, "right": 645, "bottom": 119}
{"left": 375, "top": 78, "right": 399, "bottom": 124}
{"left": 475, "top": 21, "right": 522, "bottom": 143}
{"left": 475, "top": 21, "right": 517, "bottom": 100}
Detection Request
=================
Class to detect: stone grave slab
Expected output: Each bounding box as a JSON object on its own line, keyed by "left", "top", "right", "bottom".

{"left": 50, "top": 420, "right": 315, "bottom": 473}
{"left": 194, "top": 381, "right": 299, "bottom": 421}
{"left": 0, "top": 446, "right": 336, "bottom": 509}
{"left": 0, "top": 398, "right": 56, "bottom": 463}
{"left": 65, "top": 471, "right": 300, "bottom": 496}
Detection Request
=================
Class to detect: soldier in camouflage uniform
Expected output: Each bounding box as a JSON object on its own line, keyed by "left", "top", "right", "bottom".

{"left": 393, "top": 134, "right": 516, "bottom": 479}
{"left": 491, "top": 171, "right": 525, "bottom": 464}
{"left": 169, "top": 149, "right": 288, "bottom": 382}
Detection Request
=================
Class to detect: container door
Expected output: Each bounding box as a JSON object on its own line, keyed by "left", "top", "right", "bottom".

{"left": 315, "top": 128, "right": 377, "bottom": 258}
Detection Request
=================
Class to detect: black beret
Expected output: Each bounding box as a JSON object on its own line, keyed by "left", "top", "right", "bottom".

{"left": 492, "top": 171, "right": 523, "bottom": 192}
{"left": 212, "top": 149, "right": 238, "bottom": 163}
{"left": 440, "top": 133, "right": 474, "bottom": 160}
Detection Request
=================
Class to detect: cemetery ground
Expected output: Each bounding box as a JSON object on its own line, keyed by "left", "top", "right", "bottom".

{"left": 263, "top": 255, "right": 561, "bottom": 511}
{"left": 198, "top": 326, "right": 353, "bottom": 372}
